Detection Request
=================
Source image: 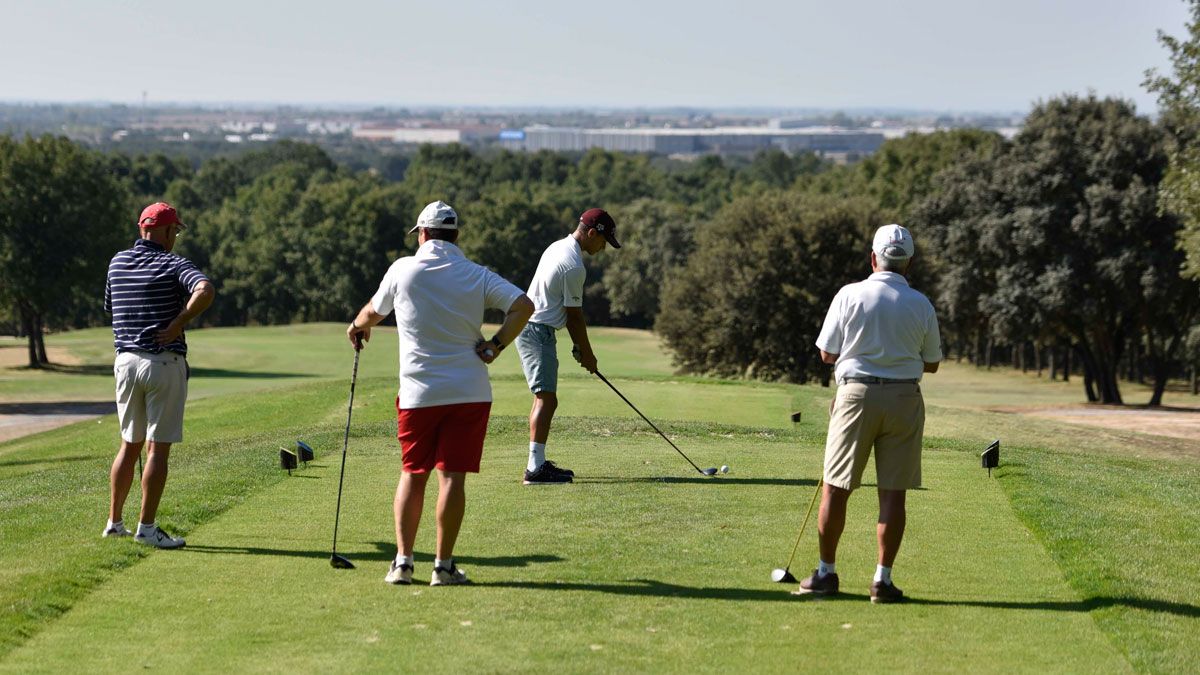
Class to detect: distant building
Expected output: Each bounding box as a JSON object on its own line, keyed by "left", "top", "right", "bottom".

{"left": 501, "top": 125, "right": 885, "bottom": 156}
{"left": 352, "top": 127, "right": 490, "bottom": 144}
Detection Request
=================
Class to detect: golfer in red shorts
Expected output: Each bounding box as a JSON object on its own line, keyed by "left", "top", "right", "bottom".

{"left": 347, "top": 201, "right": 533, "bottom": 586}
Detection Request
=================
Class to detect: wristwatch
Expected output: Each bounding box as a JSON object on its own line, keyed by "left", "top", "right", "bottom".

{"left": 490, "top": 335, "right": 505, "bottom": 351}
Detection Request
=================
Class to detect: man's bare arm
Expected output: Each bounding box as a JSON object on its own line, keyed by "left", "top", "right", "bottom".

{"left": 476, "top": 295, "right": 534, "bottom": 364}
{"left": 347, "top": 302, "right": 388, "bottom": 348}
{"left": 820, "top": 349, "right": 838, "bottom": 365}
{"left": 923, "top": 361, "right": 940, "bottom": 373}
{"left": 565, "top": 306, "right": 596, "bottom": 373}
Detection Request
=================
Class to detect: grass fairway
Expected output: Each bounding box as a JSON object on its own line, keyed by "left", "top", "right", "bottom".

{"left": 2, "top": 325, "right": 1197, "bottom": 672}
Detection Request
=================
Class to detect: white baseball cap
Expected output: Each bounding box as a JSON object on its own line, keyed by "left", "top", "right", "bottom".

{"left": 872, "top": 224, "right": 915, "bottom": 260}
{"left": 409, "top": 200, "right": 458, "bottom": 233}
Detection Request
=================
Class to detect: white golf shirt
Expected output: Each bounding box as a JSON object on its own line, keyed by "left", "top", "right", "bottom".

{"left": 371, "top": 240, "right": 524, "bottom": 409}
{"left": 526, "top": 235, "right": 586, "bottom": 329}
{"left": 816, "top": 272, "right": 942, "bottom": 382}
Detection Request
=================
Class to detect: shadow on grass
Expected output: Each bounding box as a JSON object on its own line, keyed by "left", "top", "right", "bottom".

{"left": 0, "top": 401, "right": 115, "bottom": 415}
{"left": 480, "top": 579, "right": 1200, "bottom": 617}
{"left": 189, "top": 368, "right": 311, "bottom": 379}
{"left": 575, "top": 477, "right": 819, "bottom": 487}
{"left": 181, "top": 541, "right": 564, "bottom": 568}
{"left": 0, "top": 454, "right": 96, "bottom": 468}
{"left": 33, "top": 363, "right": 310, "bottom": 379}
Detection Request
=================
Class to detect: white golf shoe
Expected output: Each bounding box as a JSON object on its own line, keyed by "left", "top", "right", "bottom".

{"left": 384, "top": 561, "right": 414, "bottom": 585}
{"left": 101, "top": 522, "right": 132, "bottom": 538}
{"left": 430, "top": 562, "right": 469, "bottom": 586}
{"left": 133, "top": 524, "right": 186, "bottom": 549}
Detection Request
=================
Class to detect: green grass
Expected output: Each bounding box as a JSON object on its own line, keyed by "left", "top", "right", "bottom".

{"left": 1, "top": 326, "right": 1197, "bottom": 672}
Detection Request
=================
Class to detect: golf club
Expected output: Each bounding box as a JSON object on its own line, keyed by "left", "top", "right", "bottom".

{"left": 771, "top": 478, "right": 823, "bottom": 583}
{"left": 329, "top": 335, "right": 362, "bottom": 570}
{"left": 591, "top": 368, "right": 718, "bottom": 477}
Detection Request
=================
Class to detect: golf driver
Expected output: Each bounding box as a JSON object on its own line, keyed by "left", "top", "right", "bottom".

{"left": 329, "top": 335, "right": 362, "bottom": 570}
{"left": 771, "top": 478, "right": 823, "bottom": 583}
{"left": 571, "top": 343, "right": 710, "bottom": 475}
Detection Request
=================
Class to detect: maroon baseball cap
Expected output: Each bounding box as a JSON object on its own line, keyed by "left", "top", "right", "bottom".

{"left": 580, "top": 208, "right": 620, "bottom": 248}
{"left": 138, "top": 202, "right": 188, "bottom": 230}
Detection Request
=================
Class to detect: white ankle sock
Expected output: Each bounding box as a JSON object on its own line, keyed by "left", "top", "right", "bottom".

{"left": 434, "top": 558, "right": 452, "bottom": 571}
{"left": 137, "top": 522, "right": 156, "bottom": 536}
{"left": 527, "top": 442, "right": 546, "bottom": 471}
{"left": 107, "top": 519, "right": 122, "bottom": 530}
{"left": 818, "top": 560, "right": 836, "bottom": 576}
{"left": 874, "top": 564, "right": 892, "bottom": 584}
{"left": 394, "top": 554, "right": 413, "bottom": 567}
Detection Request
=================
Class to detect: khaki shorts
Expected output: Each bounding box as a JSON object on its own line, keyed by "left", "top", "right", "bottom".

{"left": 114, "top": 351, "right": 189, "bottom": 444}
{"left": 824, "top": 382, "right": 924, "bottom": 491}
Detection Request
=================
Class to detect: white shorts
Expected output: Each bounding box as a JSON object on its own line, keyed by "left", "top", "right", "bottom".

{"left": 114, "top": 351, "right": 189, "bottom": 444}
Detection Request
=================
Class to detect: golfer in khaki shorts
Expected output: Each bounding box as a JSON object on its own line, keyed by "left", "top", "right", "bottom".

{"left": 797, "top": 224, "right": 941, "bottom": 604}
{"left": 102, "top": 203, "right": 215, "bottom": 549}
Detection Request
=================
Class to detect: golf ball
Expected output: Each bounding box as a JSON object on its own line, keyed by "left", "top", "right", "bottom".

{"left": 720, "top": 465, "right": 729, "bottom": 474}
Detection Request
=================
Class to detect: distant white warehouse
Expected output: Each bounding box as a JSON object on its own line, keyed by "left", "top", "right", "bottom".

{"left": 501, "top": 125, "right": 886, "bottom": 156}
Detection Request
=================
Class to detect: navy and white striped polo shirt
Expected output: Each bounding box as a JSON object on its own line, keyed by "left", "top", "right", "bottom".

{"left": 104, "top": 239, "right": 209, "bottom": 355}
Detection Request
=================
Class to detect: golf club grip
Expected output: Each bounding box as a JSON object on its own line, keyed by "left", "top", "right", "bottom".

{"left": 594, "top": 371, "right": 705, "bottom": 475}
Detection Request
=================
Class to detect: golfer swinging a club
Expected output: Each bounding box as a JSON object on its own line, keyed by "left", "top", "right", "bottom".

{"left": 347, "top": 201, "right": 533, "bottom": 586}
{"left": 516, "top": 208, "right": 620, "bottom": 484}
{"left": 799, "top": 224, "right": 941, "bottom": 603}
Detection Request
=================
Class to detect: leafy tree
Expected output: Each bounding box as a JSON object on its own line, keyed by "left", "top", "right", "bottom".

{"left": 0, "top": 135, "right": 129, "bottom": 366}
{"left": 600, "top": 199, "right": 697, "bottom": 327}
{"left": 457, "top": 185, "right": 567, "bottom": 291}
{"left": 657, "top": 193, "right": 891, "bottom": 382}
{"left": 915, "top": 95, "right": 1193, "bottom": 404}
{"left": 1146, "top": 0, "right": 1200, "bottom": 280}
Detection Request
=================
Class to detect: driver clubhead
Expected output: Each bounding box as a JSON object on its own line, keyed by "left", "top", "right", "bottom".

{"left": 772, "top": 568, "right": 797, "bottom": 583}
{"left": 329, "top": 554, "right": 355, "bottom": 569}
{"left": 701, "top": 467, "right": 719, "bottom": 477}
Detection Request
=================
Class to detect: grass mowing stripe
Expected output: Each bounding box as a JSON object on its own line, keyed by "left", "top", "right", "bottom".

{"left": 0, "top": 380, "right": 351, "bottom": 658}
{"left": 0, "top": 413, "right": 1128, "bottom": 673}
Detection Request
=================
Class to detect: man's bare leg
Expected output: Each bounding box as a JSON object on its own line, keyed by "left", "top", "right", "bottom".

{"left": 435, "top": 471, "right": 467, "bottom": 560}
{"left": 109, "top": 440, "right": 144, "bottom": 523}
{"left": 818, "top": 483, "right": 852, "bottom": 564}
{"left": 395, "top": 471, "right": 430, "bottom": 557}
{"left": 529, "top": 392, "right": 557, "bottom": 444}
{"left": 138, "top": 441, "right": 171, "bottom": 524}
{"left": 877, "top": 488, "right": 907, "bottom": 567}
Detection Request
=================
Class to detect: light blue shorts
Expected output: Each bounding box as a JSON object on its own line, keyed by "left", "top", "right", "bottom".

{"left": 516, "top": 322, "right": 558, "bottom": 394}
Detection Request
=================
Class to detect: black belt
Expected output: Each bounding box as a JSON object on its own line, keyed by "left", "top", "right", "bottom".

{"left": 840, "top": 377, "right": 919, "bottom": 385}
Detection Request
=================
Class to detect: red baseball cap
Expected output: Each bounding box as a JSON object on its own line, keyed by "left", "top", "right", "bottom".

{"left": 580, "top": 208, "right": 620, "bottom": 248}
{"left": 138, "top": 202, "right": 188, "bottom": 230}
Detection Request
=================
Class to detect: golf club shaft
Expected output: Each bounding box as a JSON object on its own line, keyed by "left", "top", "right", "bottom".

{"left": 331, "top": 345, "right": 360, "bottom": 555}
{"left": 594, "top": 370, "right": 707, "bottom": 475}
{"left": 784, "top": 478, "right": 823, "bottom": 571}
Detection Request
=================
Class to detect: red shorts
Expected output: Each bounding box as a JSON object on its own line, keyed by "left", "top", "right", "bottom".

{"left": 396, "top": 399, "right": 492, "bottom": 474}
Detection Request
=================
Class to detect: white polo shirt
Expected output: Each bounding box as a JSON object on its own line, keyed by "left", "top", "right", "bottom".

{"left": 527, "top": 235, "right": 586, "bottom": 329}
{"left": 815, "top": 272, "right": 942, "bottom": 382}
{"left": 371, "top": 240, "right": 525, "bottom": 409}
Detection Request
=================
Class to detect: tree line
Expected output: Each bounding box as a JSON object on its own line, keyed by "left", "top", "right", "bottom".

{"left": 3, "top": 87, "right": 1200, "bottom": 406}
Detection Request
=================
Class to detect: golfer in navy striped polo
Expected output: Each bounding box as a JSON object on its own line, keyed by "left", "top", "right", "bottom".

{"left": 101, "top": 202, "right": 215, "bottom": 549}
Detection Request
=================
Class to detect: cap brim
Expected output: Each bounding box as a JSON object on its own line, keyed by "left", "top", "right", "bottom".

{"left": 409, "top": 224, "right": 421, "bottom": 234}
{"left": 602, "top": 232, "right": 621, "bottom": 249}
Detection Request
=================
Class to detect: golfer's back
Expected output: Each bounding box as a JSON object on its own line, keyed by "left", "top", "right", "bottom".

{"left": 372, "top": 239, "right": 522, "bottom": 408}
{"left": 819, "top": 272, "right": 941, "bottom": 381}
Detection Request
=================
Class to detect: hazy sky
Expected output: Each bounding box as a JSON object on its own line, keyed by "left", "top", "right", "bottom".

{"left": 0, "top": 0, "right": 1190, "bottom": 113}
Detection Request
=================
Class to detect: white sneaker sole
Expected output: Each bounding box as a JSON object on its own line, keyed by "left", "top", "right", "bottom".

{"left": 133, "top": 536, "right": 186, "bottom": 549}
